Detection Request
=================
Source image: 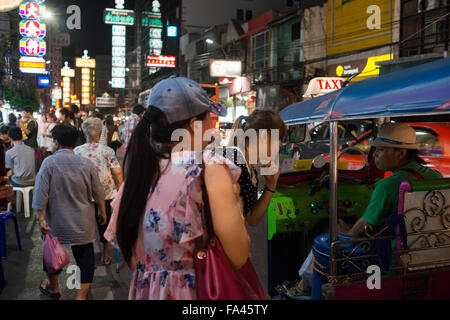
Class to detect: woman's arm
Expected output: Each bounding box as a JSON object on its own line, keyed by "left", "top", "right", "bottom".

{"left": 245, "top": 164, "right": 280, "bottom": 226}
{"left": 111, "top": 167, "right": 123, "bottom": 190}
{"left": 245, "top": 189, "right": 275, "bottom": 226}
{"left": 204, "top": 164, "right": 250, "bottom": 270}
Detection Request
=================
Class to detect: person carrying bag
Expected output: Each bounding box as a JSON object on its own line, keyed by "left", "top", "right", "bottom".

{"left": 104, "top": 77, "right": 256, "bottom": 300}
{"left": 42, "top": 234, "right": 71, "bottom": 274}
{"left": 194, "top": 165, "right": 265, "bottom": 300}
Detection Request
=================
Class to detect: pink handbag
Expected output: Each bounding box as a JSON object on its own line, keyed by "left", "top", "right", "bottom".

{"left": 43, "top": 234, "right": 70, "bottom": 274}
{"left": 194, "top": 164, "right": 265, "bottom": 300}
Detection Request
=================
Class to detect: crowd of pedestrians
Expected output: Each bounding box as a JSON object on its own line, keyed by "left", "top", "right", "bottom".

{"left": 0, "top": 105, "right": 134, "bottom": 300}
{"left": 0, "top": 77, "right": 283, "bottom": 301}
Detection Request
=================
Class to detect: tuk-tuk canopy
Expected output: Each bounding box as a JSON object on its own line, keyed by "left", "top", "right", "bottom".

{"left": 280, "top": 57, "right": 450, "bottom": 125}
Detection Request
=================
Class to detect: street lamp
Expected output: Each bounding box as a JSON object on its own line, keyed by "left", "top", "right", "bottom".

{"left": 43, "top": 10, "right": 53, "bottom": 19}
{"left": 206, "top": 39, "right": 214, "bottom": 44}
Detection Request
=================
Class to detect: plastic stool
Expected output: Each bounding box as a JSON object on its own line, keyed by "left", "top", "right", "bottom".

{"left": 0, "top": 211, "right": 23, "bottom": 259}
{"left": 13, "top": 186, "right": 34, "bottom": 218}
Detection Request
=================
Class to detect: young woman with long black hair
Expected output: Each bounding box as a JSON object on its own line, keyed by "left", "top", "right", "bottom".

{"left": 105, "top": 77, "right": 250, "bottom": 300}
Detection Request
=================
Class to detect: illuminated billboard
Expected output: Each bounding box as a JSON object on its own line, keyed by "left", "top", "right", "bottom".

{"left": 77, "top": 51, "right": 95, "bottom": 106}
{"left": 210, "top": 60, "right": 242, "bottom": 78}
{"left": 104, "top": 8, "right": 135, "bottom": 26}
{"left": 327, "top": 0, "right": 393, "bottom": 55}
{"left": 146, "top": 55, "right": 176, "bottom": 68}
{"left": 19, "top": 0, "right": 47, "bottom": 75}
{"left": 0, "top": 0, "right": 23, "bottom": 12}
{"left": 20, "top": 38, "right": 46, "bottom": 56}
{"left": 20, "top": 20, "right": 46, "bottom": 38}
{"left": 19, "top": 56, "right": 46, "bottom": 74}
{"left": 75, "top": 57, "right": 96, "bottom": 68}
{"left": 107, "top": 0, "right": 130, "bottom": 88}
{"left": 38, "top": 75, "right": 50, "bottom": 87}
{"left": 19, "top": 2, "right": 45, "bottom": 20}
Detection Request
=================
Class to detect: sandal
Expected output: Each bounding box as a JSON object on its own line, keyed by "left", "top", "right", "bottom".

{"left": 102, "top": 256, "right": 112, "bottom": 265}
{"left": 39, "top": 280, "right": 61, "bottom": 300}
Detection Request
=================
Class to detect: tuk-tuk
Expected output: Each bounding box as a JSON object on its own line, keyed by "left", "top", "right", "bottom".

{"left": 270, "top": 57, "right": 450, "bottom": 300}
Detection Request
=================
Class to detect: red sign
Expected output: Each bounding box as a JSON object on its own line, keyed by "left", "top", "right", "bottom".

{"left": 19, "top": 2, "right": 44, "bottom": 20}
{"left": 219, "top": 78, "right": 233, "bottom": 85}
{"left": 146, "top": 55, "right": 176, "bottom": 68}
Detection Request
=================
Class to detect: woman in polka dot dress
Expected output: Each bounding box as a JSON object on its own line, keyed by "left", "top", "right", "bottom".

{"left": 223, "top": 110, "right": 287, "bottom": 226}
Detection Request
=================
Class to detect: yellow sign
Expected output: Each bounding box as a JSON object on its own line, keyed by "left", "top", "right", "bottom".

{"left": 336, "top": 65, "right": 344, "bottom": 77}
{"left": 327, "top": 0, "right": 392, "bottom": 56}
{"left": 357, "top": 53, "right": 392, "bottom": 78}
{"left": 294, "top": 159, "right": 313, "bottom": 172}
{"left": 61, "top": 68, "right": 75, "bottom": 77}
{"left": 76, "top": 58, "right": 96, "bottom": 69}
{"left": 331, "top": 53, "right": 393, "bottom": 81}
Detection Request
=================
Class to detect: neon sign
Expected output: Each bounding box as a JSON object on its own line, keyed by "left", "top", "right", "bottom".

{"left": 20, "top": 20, "right": 46, "bottom": 38}
{"left": 19, "top": 0, "right": 47, "bottom": 73}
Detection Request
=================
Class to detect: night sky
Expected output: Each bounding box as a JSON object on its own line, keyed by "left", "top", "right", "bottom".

{"left": 46, "top": 0, "right": 136, "bottom": 58}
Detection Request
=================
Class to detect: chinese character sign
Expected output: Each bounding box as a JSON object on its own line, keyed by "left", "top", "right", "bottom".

{"left": 20, "top": 38, "right": 46, "bottom": 56}
{"left": 19, "top": 1, "right": 45, "bottom": 20}
{"left": 20, "top": 20, "right": 46, "bottom": 38}
{"left": 107, "top": 0, "right": 133, "bottom": 88}
{"left": 19, "top": 0, "right": 47, "bottom": 73}
{"left": 148, "top": 1, "right": 162, "bottom": 75}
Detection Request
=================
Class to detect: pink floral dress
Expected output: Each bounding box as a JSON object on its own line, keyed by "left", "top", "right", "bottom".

{"left": 105, "top": 151, "right": 241, "bottom": 300}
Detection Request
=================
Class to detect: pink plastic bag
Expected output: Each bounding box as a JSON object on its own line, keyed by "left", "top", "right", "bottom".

{"left": 43, "top": 234, "right": 70, "bottom": 274}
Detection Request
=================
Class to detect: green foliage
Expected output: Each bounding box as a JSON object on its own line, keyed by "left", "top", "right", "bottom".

{"left": 4, "top": 87, "right": 39, "bottom": 111}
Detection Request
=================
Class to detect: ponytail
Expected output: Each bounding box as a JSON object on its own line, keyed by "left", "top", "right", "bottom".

{"left": 117, "top": 107, "right": 169, "bottom": 266}
{"left": 116, "top": 107, "right": 206, "bottom": 266}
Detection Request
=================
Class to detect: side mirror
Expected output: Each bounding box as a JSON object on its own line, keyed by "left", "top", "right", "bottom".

{"left": 288, "top": 124, "right": 307, "bottom": 143}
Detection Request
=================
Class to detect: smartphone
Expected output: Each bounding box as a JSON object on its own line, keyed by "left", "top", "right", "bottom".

{"left": 0, "top": 142, "right": 7, "bottom": 209}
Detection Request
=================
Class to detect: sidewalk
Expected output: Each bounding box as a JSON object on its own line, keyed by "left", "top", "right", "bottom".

{"left": 0, "top": 209, "right": 132, "bottom": 300}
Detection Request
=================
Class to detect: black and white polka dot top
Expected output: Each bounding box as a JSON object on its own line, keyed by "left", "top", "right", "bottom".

{"left": 223, "top": 147, "right": 258, "bottom": 216}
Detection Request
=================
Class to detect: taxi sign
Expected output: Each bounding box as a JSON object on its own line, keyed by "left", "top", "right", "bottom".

{"left": 303, "top": 77, "right": 345, "bottom": 98}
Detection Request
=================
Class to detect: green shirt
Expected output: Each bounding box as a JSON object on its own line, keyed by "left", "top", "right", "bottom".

{"left": 362, "top": 162, "right": 442, "bottom": 226}
{"left": 25, "top": 119, "right": 38, "bottom": 149}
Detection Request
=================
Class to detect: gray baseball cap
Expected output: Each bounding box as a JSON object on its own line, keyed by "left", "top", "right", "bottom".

{"left": 147, "top": 76, "right": 227, "bottom": 124}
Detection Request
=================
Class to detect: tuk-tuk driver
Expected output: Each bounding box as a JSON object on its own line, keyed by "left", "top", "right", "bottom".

{"left": 298, "top": 122, "right": 442, "bottom": 294}
{"left": 343, "top": 122, "right": 442, "bottom": 237}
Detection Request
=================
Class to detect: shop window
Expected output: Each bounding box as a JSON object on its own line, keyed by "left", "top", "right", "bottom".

{"left": 414, "top": 127, "right": 443, "bottom": 157}
{"left": 246, "top": 10, "right": 253, "bottom": 21}
{"left": 402, "top": 0, "right": 418, "bottom": 17}
{"left": 237, "top": 9, "right": 244, "bottom": 21}
{"left": 287, "top": 0, "right": 293, "bottom": 6}
{"left": 251, "top": 31, "right": 270, "bottom": 71}
{"left": 196, "top": 40, "right": 206, "bottom": 55}
{"left": 291, "top": 22, "right": 300, "bottom": 41}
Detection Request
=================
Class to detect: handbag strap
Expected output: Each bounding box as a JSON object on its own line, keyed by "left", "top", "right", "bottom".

{"left": 197, "top": 163, "right": 215, "bottom": 250}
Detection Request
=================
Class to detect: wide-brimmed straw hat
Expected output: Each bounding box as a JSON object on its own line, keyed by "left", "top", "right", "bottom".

{"left": 371, "top": 123, "right": 421, "bottom": 149}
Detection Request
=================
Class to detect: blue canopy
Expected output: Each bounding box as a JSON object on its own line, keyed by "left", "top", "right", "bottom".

{"left": 280, "top": 57, "right": 450, "bottom": 124}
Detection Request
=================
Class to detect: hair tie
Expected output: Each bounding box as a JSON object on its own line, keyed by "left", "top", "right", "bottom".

{"left": 240, "top": 116, "right": 249, "bottom": 127}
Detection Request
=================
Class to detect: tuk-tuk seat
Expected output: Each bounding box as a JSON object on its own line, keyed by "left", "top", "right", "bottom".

{"left": 397, "top": 178, "right": 450, "bottom": 272}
